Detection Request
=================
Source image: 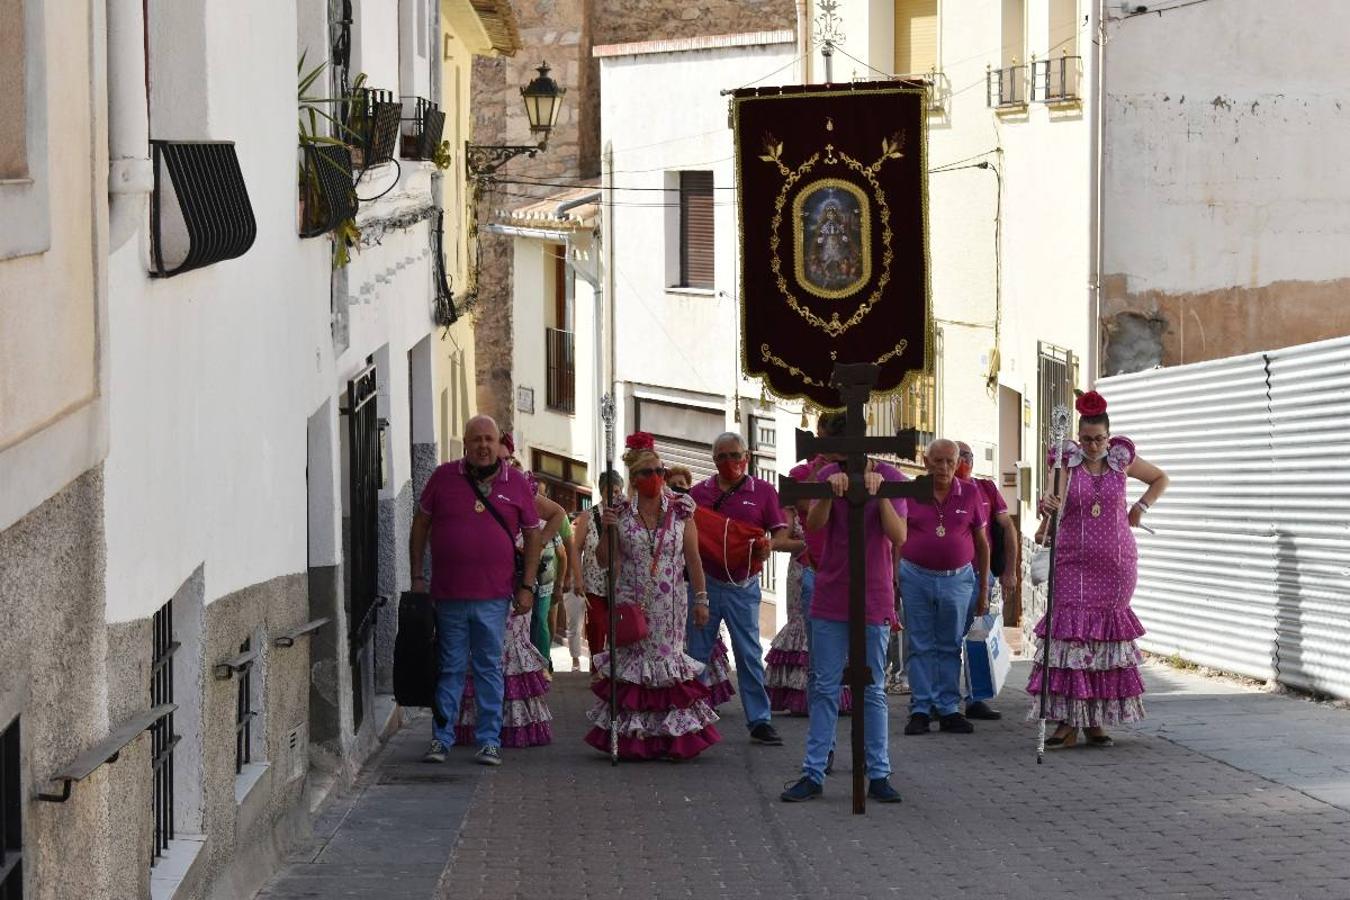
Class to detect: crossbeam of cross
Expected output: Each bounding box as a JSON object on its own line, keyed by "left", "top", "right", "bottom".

{"left": 777, "top": 362, "right": 933, "bottom": 814}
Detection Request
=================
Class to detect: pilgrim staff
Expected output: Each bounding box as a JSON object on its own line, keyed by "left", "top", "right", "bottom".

{"left": 1035, "top": 405, "right": 1072, "bottom": 764}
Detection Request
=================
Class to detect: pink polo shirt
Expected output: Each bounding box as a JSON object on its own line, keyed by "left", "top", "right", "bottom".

{"left": 789, "top": 458, "right": 830, "bottom": 568}
{"left": 809, "top": 461, "right": 908, "bottom": 625}
{"left": 902, "top": 478, "right": 987, "bottom": 572}
{"left": 690, "top": 474, "right": 788, "bottom": 583}
{"left": 969, "top": 477, "right": 1007, "bottom": 544}
{"left": 419, "top": 460, "right": 540, "bottom": 600}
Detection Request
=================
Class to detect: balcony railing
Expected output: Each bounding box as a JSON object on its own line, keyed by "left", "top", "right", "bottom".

{"left": 1033, "top": 55, "right": 1082, "bottom": 103}
{"left": 400, "top": 96, "right": 447, "bottom": 161}
{"left": 299, "top": 143, "right": 358, "bottom": 238}
{"left": 986, "top": 65, "right": 1027, "bottom": 109}
{"left": 545, "top": 328, "right": 575, "bottom": 414}
{"left": 866, "top": 372, "right": 939, "bottom": 464}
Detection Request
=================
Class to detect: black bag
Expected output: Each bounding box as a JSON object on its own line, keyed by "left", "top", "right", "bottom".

{"left": 989, "top": 519, "right": 1007, "bottom": 579}
{"left": 393, "top": 591, "right": 440, "bottom": 718}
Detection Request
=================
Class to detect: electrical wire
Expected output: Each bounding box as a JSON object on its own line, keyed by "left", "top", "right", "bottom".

{"left": 1121, "top": 0, "right": 1217, "bottom": 19}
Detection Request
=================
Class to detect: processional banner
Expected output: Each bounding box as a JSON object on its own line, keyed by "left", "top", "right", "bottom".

{"left": 733, "top": 83, "right": 931, "bottom": 409}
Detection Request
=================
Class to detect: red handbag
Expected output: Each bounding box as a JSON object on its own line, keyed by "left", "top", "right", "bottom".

{"left": 694, "top": 506, "right": 766, "bottom": 583}
{"left": 612, "top": 602, "right": 650, "bottom": 647}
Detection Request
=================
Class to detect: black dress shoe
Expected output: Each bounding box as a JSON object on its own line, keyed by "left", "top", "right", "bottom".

{"left": 939, "top": 712, "right": 974, "bottom": 734}
{"left": 965, "top": 701, "right": 1003, "bottom": 720}
{"left": 750, "top": 723, "right": 784, "bottom": 746}
{"left": 868, "top": 777, "right": 903, "bottom": 803}
{"left": 903, "top": 713, "right": 931, "bottom": 736}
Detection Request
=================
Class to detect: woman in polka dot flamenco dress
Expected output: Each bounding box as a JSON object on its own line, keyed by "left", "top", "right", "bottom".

{"left": 1028, "top": 391, "right": 1169, "bottom": 749}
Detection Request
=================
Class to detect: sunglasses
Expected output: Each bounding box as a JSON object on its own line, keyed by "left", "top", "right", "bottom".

{"left": 632, "top": 467, "right": 668, "bottom": 479}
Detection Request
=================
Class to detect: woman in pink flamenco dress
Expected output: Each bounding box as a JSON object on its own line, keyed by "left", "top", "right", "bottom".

{"left": 457, "top": 609, "right": 553, "bottom": 747}
{"left": 1027, "top": 391, "right": 1170, "bottom": 748}
{"left": 585, "top": 434, "right": 722, "bottom": 760}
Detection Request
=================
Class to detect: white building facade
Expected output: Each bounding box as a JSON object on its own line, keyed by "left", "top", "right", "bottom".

{"left": 0, "top": 1, "right": 491, "bottom": 896}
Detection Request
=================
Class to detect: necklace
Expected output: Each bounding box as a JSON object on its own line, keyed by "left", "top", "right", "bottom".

{"left": 1084, "top": 460, "right": 1107, "bottom": 518}
{"left": 934, "top": 485, "right": 953, "bottom": 538}
{"left": 637, "top": 502, "right": 666, "bottom": 573}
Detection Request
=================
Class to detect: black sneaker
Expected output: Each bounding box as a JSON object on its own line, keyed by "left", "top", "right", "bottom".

{"left": 780, "top": 777, "right": 823, "bottom": 803}
{"left": 750, "top": 723, "right": 784, "bottom": 746}
{"left": 825, "top": 749, "right": 835, "bottom": 775}
{"left": 903, "top": 713, "right": 931, "bottom": 736}
{"left": 965, "top": 701, "right": 1003, "bottom": 720}
{"left": 422, "top": 739, "right": 448, "bottom": 763}
{"left": 868, "top": 777, "right": 903, "bottom": 803}
{"left": 939, "top": 712, "right": 975, "bottom": 734}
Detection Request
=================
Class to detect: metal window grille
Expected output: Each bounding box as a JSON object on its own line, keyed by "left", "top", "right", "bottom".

{"left": 149, "top": 141, "right": 257, "bottom": 278}
{"left": 866, "top": 372, "right": 940, "bottom": 463}
{"left": 400, "top": 96, "right": 446, "bottom": 161}
{"left": 234, "top": 639, "right": 255, "bottom": 774}
{"left": 344, "top": 362, "right": 382, "bottom": 730}
{"left": 678, "top": 171, "right": 715, "bottom": 289}
{"left": 433, "top": 211, "right": 458, "bottom": 327}
{"left": 1037, "top": 341, "right": 1077, "bottom": 493}
{"left": 299, "top": 143, "right": 358, "bottom": 239}
{"left": 347, "top": 88, "right": 401, "bottom": 169}
{"left": 545, "top": 328, "right": 576, "bottom": 413}
{"left": 751, "top": 418, "right": 779, "bottom": 593}
{"left": 1, "top": 716, "right": 20, "bottom": 900}
{"left": 986, "top": 65, "right": 1027, "bottom": 108}
{"left": 1032, "top": 56, "right": 1081, "bottom": 102}
{"left": 149, "top": 600, "right": 179, "bottom": 865}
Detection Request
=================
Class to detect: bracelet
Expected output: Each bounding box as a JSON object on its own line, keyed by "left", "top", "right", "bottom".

{"left": 1133, "top": 500, "right": 1150, "bottom": 512}
{"left": 694, "top": 591, "right": 710, "bottom": 605}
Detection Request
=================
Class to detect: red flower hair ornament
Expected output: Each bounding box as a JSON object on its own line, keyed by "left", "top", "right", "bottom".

{"left": 625, "top": 432, "right": 656, "bottom": 452}
{"left": 1075, "top": 391, "right": 1108, "bottom": 418}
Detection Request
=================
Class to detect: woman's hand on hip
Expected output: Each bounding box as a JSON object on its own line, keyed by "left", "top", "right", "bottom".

{"left": 693, "top": 604, "right": 710, "bottom": 627}
{"left": 1128, "top": 504, "right": 1144, "bottom": 529}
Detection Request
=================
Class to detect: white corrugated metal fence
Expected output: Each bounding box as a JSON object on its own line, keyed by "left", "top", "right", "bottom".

{"left": 1099, "top": 335, "right": 1350, "bottom": 699}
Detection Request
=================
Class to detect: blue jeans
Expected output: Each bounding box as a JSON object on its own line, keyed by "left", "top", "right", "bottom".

{"left": 963, "top": 574, "right": 996, "bottom": 704}
{"left": 432, "top": 598, "right": 510, "bottom": 747}
{"left": 687, "top": 576, "right": 773, "bottom": 730}
{"left": 899, "top": 562, "right": 975, "bottom": 717}
{"left": 801, "top": 617, "right": 891, "bottom": 785}
{"left": 800, "top": 566, "right": 817, "bottom": 697}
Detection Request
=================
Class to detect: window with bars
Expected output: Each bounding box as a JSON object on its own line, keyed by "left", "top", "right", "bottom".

{"left": 678, "top": 171, "right": 715, "bottom": 290}
{"left": 150, "top": 600, "right": 179, "bottom": 866}
{"left": 1037, "top": 341, "right": 1076, "bottom": 494}
{"left": 1, "top": 715, "right": 20, "bottom": 900}
{"left": 750, "top": 417, "right": 779, "bottom": 596}
{"left": 235, "top": 639, "right": 255, "bottom": 774}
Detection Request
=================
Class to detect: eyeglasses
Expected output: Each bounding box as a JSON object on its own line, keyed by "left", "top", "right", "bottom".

{"left": 713, "top": 451, "right": 744, "bottom": 462}
{"left": 632, "top": 467, "right": 668, "bottom": 479}
{"left": 1079, "top": 435, "right": 1109, "bottom": 445}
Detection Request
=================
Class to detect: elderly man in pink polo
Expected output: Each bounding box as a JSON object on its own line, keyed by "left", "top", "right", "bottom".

{"left": 687, "top": 431, "right": 805, "bottom": 747}
{"left": 900, "top": 439, "right": 990, "bottom": 736}
{"left": 410, "top": 415, "right": 543, "bottom": 766}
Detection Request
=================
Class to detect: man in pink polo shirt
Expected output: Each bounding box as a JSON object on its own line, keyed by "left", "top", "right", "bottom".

{"left": 900, "top": 439, "right": 990, "bottom": 736}
{"left": 688, "top": 432, "right": 804, "bottom": 746}
{"left": 956, "top": 441, "right": 1020, "bottom": 721}
{"left": 409, "top": 415, "right": 543, "bottom": 766}
{"left": 781, "top": 412, "right": 908, "bottom": 804}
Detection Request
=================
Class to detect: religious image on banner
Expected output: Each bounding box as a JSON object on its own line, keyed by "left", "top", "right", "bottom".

{"left": 733, "top": 83, "right": 931, "bottom": 408}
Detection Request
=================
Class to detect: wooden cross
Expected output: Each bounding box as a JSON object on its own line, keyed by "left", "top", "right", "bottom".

{"left": 777, "top": 362, "right": 933, "bottom": 814}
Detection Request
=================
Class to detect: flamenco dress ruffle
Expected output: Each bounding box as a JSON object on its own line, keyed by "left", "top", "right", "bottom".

{"left": 458, "top": 611, "right": 553, "bottom": 747}
{"left": 584, "top": 646, "right": 722, "bottom": 760}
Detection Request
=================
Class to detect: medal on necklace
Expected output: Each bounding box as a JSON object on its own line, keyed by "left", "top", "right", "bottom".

{"left": 936, "top": 523, "right": 947, "bottom": 538}
{"left": 474, "top": 500, "right": 485, "bottom": 513}
{"left": 1091, "top": 502, "right": 1102, "bottom": 518}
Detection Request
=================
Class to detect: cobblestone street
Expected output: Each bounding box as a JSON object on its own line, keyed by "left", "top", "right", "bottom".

{"left": 260, "top": 659, "right": 1350, "bottom": 899}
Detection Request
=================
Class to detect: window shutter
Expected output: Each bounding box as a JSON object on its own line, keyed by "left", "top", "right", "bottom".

{"left": 680, "top": 171, "right": 715, "bottom": 289}
{"left": 894, "top": 0, "right": 939, "bottom": 76}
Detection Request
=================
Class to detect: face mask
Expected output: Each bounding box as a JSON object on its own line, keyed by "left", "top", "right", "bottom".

{"left": 635, "top": 474, "right": 665, "bottom": 498}
{"left": 955, "top": 461, "right": 973, "bottom": 480}
{"left": 468, "top": 459, "right": 501, "bottom": 480}
{"left": 716, "top": 457, "right": 747, "bottom": 482}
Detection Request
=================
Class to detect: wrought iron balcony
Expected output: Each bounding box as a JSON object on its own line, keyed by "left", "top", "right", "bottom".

{"left": 986, "top": 65, "right": 1028, "bottom": 109}
{"left": 299, "top": 143, "right": 358, "bottom": 238}
{"left": 400, "top": 96, "right": 447, "bottom": 161}
{"left": 1033, "top": 55, "right": 1082, "bottom": 103}
{"left": 346, "top": 87, "right": 401, "bottom": 169}
{"left": 546, "top": 327, "right": 576, "bottom": 414}
{"left": 150, "top": 140, "right": 257, "bottom": 278}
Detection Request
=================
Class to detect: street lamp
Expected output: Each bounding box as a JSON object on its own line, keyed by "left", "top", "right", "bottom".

{"left": 465, "top": 62, "right": 567, "bottom": 177}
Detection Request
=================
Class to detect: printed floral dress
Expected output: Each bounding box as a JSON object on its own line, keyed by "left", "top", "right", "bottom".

{"left": 585, "top": 492, "right": 722, "bottom": 759}
{"left": 456, "top": 609, "right": 553, "bottom": 747}
{"left": 1027, "top": 436, "right": 1146, "bottom": 727}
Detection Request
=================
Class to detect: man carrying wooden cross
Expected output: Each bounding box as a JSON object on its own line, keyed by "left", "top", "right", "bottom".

{"left": 781, "top": 410, "right": 909, "bottom": 804}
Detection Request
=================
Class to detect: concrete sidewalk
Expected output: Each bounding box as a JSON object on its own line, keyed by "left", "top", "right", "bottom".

{"left": 256, "top": 659, "right": 1350, "bottom": 899}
